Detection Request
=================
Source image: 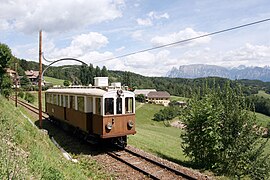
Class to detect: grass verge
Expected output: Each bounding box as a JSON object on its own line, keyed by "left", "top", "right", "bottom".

{"left": 0, "top": 95, "right": 109, "bottom": 179}
{"left": 44, "top": 76, "right": 66, "bottom": 86}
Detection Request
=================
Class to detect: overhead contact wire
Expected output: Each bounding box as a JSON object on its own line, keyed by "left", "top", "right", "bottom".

{"left": 93, "top": 18, "right": 270, "bottom": 63}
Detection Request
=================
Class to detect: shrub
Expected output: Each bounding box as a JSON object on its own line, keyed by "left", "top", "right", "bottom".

{"left": 181, "top": 82, "right": 270, "bottom": 179}
{"left": 18, "top": 91, "right": 24, "bottom": 99}
{"left": 24, "top": 92, "right": 35, "bottom": 103}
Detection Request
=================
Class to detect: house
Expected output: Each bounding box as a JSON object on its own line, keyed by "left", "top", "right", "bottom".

{"left": 134, "top": 89, "right": 156, "bottom": 97}
{"left": 25, "top": 70, "right": 39, "bottom": 85}
{"left": 147, "top": 91, "right": 170, "bottom": 106}
{"left": 6, "top": 68, "right": 20, "bottom": 88}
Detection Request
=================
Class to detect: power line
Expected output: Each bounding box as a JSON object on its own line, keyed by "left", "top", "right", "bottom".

{"left": 93, "top": 18, "right": 270, "bottom": 63}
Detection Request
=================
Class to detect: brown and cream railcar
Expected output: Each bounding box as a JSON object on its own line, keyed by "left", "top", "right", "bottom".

{"left": 45, "top": 88, "right": 136, "bottom": 147}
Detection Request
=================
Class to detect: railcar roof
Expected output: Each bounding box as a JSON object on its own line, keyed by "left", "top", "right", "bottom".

{"left": 46, "top": 88, "right": 107, "bottom": 96}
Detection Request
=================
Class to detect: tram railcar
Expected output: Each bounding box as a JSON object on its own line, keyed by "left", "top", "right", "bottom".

{"left": 45, "top": 78, "right": 136, "bottom": 148}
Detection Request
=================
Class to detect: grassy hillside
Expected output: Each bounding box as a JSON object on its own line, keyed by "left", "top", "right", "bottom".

{"left": 129, "top": 102, "right": 270, "bottom": 167}
{"left": 0, "top": 95, "right": 108, "bottom": 179}
{"left": 44, "top": 76, "right": 66, "bottom": 86}
{"left": 255, "top": 112, "right": 270, "bottom": 127}
{"left": 129, "top": 103, "right": 187, "bottom": 163}
{"left": 170, "top": 95, "right": 189, "bottom": 102}
{"left": 256, "top": 90, "right": 270, "bottom": 99}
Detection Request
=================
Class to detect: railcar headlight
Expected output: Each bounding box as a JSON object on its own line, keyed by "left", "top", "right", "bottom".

{"left": 106, "top": 122, "right": 113, "bottom": 130}
{"left": 127, "top": 120, "right": 134, "bottom": 128}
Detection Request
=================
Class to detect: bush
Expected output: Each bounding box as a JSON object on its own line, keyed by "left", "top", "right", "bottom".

{"left": 63, "top": 80, "right": 70, "bottom": 87}
{"left": 181, "top": 82, "right": 270, "bottom": 179}
{"left": 24, "top": 92, "right": 35, "bottom": 103}
{"left": 136, "top": 94, "right": 145, "bottom": 103}
{"left": 18, "top": 91, "right": 24, "bottom": 99}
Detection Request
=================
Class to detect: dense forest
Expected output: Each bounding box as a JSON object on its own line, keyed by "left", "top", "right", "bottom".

{"left": 8, "top": 58, "right": 270, "bottom": 98}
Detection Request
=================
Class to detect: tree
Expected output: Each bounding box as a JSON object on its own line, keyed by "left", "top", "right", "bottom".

{"left": 79, "top": 65, "right": 89, "bottom": 85}
{"left": 1, "top": 74, "right": 12, "bottom": 98}
{"left": 20, "top": 74, "right": 31, "bottom": 88}
{"left": 181, "top": 82, "right": 270, "bottom": 179}
{"left": 0, "top": 43, "right": 12, "bottom": 93}
{"left": 101, "top": 66, "right": 108, "bottom": 77}
{"left": 63, "top": 80, "right": 70, "bottom": 87}
{"left": 88, "top": 64, "right": 94, "bottom": 85}
{"left": 95, "top": 66, "right": 101, "bottom": 77}
{"left": 136, "top": 94, "right": 145, "bottom": 103}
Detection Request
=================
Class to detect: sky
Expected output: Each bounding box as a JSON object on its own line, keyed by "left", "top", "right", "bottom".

{"left": 1, "top": 0, "right": 270, "bottom": 76}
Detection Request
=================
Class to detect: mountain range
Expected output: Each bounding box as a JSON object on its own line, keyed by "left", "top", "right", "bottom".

{"left": 167, "top": 64, "right": 270, "bottom": 82}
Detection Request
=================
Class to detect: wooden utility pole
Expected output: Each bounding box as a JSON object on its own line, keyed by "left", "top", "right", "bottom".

{"left": 15, "top": 63, "right": 18, "bottom": 107}
{"left": 38, "top": 30, "right": 43, "bottom": 128}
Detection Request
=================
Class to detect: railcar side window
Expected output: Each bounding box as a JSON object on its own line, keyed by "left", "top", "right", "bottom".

{"left": 60, "top": 95, "right": 64, "bottom": 106}
{"left": 64, "top": 96, "right": 68, "bottom": 107}
{"left": 53, "top": 94, "right": 57, "bottom": 105}
{"left": 105, "top": 98, "right": 114, "bottom": 115}
{"left": 77, "top": 96, "right": 84, "bottom": 112}
{"left": 46, "top": 94, "right": 50, "bottom": 103}
{"left": 58, "top": 95, "right": 61, "bottom": 106}
{"left": 96, "top": 98, "right": 101, "bottom": 115}
{"left": 70, "top": 96, "right": 75, "bottom": 109}
{"left": 116, "top": 98, "right": 122, "bottom": 114}
{"left": 125, "top": 97, "right": 133, "bottom": 114}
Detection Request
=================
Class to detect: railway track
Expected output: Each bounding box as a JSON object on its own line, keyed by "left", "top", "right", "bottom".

{"left": 10, "top": 97, "right": 48, "bottom": 118}
{"left": 107, "top": 147, "right": 202, "bottom": 180}
{"left": 12, "top": 96, "right": 207, "bottom": 180}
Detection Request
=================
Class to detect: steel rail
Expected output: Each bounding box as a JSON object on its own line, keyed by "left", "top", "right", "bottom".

{"left": 124, "top": 148, "right": 197, "bottom": 180}
{"left": 11, "top": 97, "right": 48, "bottom": 118}
{"left": 107, "top": 151, "right": 160, "bottom": 180}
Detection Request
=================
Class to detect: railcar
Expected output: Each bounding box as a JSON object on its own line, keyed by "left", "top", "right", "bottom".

{"left": 45, "top": 78, "right": 136, "bottom": 148}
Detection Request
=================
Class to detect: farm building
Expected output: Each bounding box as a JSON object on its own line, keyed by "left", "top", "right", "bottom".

{"left": 146, "top": 91, "right": 170, "bottom": 106}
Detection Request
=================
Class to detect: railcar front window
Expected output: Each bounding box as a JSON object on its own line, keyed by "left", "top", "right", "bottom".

{"left": 70, "top": 96, "right": 75, "bottom": 109}
{"left": 105, "top": 98, "right": 114, "bottom": 115}
{"left": 125, "top": 97, "right": 133, "bottom": 114}
{"left": 77, "top": 96, "right": 84, "bottom": 112}
{"left": 116, "top": 98, "right": 122, "bottom": 114}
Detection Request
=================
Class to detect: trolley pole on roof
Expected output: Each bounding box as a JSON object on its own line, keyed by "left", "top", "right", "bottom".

{"left": 38, "top": 30, "right": 43, "bottom": 128}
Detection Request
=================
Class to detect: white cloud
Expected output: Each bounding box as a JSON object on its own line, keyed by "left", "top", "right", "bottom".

{"left": 151, "top": 28, "right": 211, "bottom": 47}
{"left": 0, "top": 0, "right": 124, "bottom": 33}
{"left": 148, "top": 11, "right": 169, "bottom": 20}
{"left": 115, "top": 46, "right": 125, "bottom": 52}
{"left": 221, "top": 43, "right": 270, "bottom": 66}
{"left": 131, "top": 30, "right": 144, "bottom": 40}
{"left": 0, "top": 19, "right": 10, "bottom": 30}
{"left": 49, "top": 32, "right": 108, "bottom": 58}
{"left": 136, "top": 18, "right": 152, "bottom": 26}
{"left": 136, "top": 11, "right": 169, "bottom": 26}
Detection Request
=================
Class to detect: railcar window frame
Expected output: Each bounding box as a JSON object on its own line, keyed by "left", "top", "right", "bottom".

{"left": 105, "top": 98, "right": 114, "bottom": 115}
{"left": 125, "top": 97, "right": 134, "bottom": 114}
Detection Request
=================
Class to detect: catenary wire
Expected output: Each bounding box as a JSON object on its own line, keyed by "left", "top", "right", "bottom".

{"left": 92, "top": 18, "right": 270, "bottom": 64}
